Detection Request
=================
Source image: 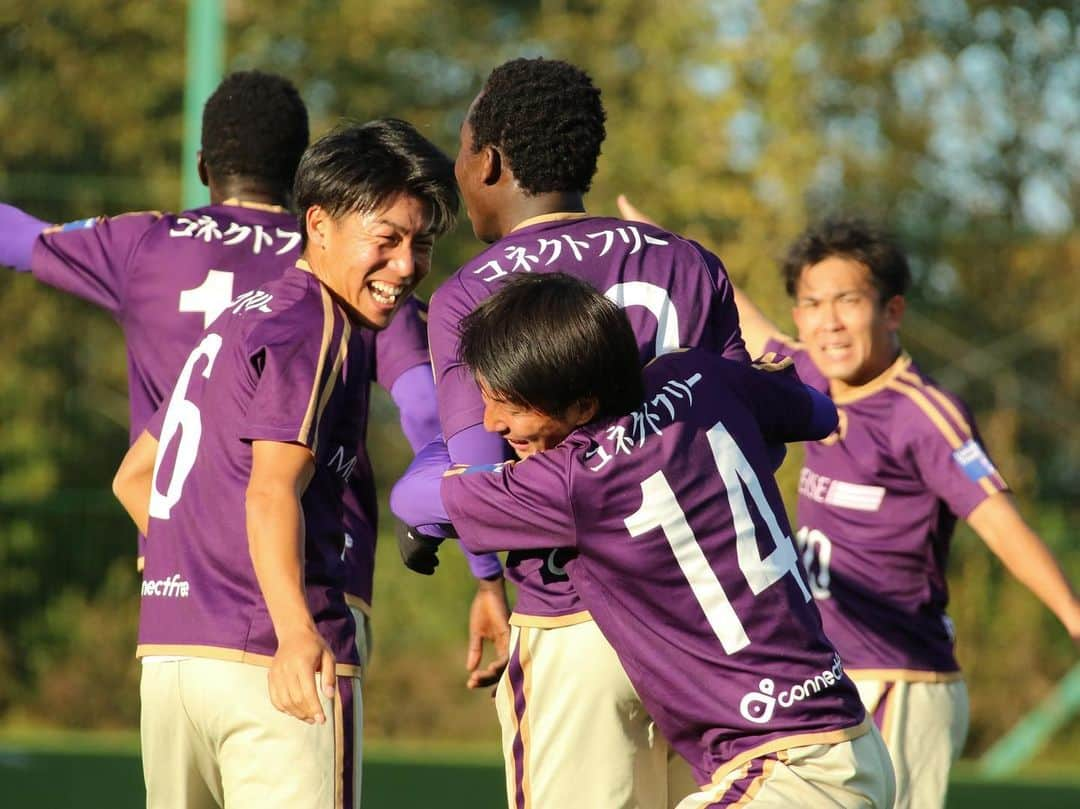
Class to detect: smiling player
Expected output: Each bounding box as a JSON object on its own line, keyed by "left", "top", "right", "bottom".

{"left": 395, "top": 273, "right": 896, "bottom": 808}
{"left": 112, "top": 119, "right": 457, "bottom": 809}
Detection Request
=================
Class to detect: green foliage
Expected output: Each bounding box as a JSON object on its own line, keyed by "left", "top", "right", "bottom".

{"left": 0, "top": 0, "right": 1076, "bottom": 761}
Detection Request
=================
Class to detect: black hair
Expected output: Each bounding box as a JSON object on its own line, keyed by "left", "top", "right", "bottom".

{"left": 201, "top": 70, "right": 309, "bottom": 191}
{"left": 468, "top": 58, "right": 606, "bottom": 195}
{"left": 293, "top": 118, "right": 458, "bottom": 247}
{"left": 459, "top": 273, "right": 643, "bottom": 422}
{"left": 782, "top": 217, "right": 911, "bottom": 302}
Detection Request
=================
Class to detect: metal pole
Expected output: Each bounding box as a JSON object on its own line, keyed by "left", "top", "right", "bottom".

{"left": 181, "top": 0, "right": 224, "bottom": 210}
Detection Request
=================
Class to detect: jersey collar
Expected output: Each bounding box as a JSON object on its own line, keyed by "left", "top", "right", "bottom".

{"left": 510, "top": 211, "right": 591, "bottom": 233}
{"left": 830, "top": 352, "right": 913, "bottom": 405}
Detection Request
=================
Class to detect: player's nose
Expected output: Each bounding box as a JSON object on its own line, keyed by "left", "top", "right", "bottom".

{"left": 482, "top": 402, "right": 508, "bottom": 434}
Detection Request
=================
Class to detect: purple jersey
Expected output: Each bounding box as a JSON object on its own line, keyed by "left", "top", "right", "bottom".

{"left": 137, "top": 262, "right": 364, "bottom": 672}
{"left": 442, "top": 350, "right": 866, "bottom": 784}
{"left": 31, "top": 204, "right": 428, "bottom": 609}
{"left": 767, "top": 338, "right": 1009, "bottom": 676}
{"left": 429, "top": 214, "right": 749, "bottom": 622}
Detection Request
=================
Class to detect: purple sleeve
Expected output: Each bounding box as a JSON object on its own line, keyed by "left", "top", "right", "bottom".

{"left": 691, "top": 241, "right": 750, "bottom": 363}
{"left": 763, "top": 336, "right": 829, "bottom": 393}
{"left": 902, "top": 401, "right": 1008, "bottom": 520}
{"left": 389, "top": 365, "right": 441, "bottom": 453}
{"left": 375, "top": 296, "right": 431, "bottom": 389}
{"left": 31, "top": 212, "right": 159, "bottom": 316}
{"left": 738, "top": 360, "right": 838, "bottom": 444}
{"left": 390, "top": 437, "right": 454, "bottom": 529}
{"left": 442, "top": 449, "right": 578, "bottom": 555}
{"left": 0, "top": 203, "right": 48, "bottom": 270}
{"left": 240, "top": 306, "right": 348, "bottom": 447}
{"left": 428, "top": 280, "right": 487, "bottom": 440}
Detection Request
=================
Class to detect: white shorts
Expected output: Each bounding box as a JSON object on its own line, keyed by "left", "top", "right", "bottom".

{"left": 495, "top": 619, "right": 696, "bottom": 809}
{"left": 676, "top": 722, "right": 895, "bottom": 809}
{"left": 140, "top": 657, "right": 362, "bottom": 809}
{"left": 854, "top": 678, "right": 968, "bottom": 809}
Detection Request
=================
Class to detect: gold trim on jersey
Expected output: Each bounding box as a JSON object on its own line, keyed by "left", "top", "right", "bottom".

{"left": 344, "top": 593, "right": 372, "bottom": 615}
{"left": 703, "top": 716, "right": 871, "bottom": 788}
{"left": 510, "top": 211, "right": 590, "bottom": 232}
{"left": 298, "top": 286, "right": 336, "bottom": 445}
{"left": 830, "top": 352, "right": 912, "bottom": 405}
{"left": 508, "top": 610, "right": 593, "bottom": 628}
{"left": 311, "top": 319, "right": 351, "bottom": 456}
{"left": 136, "top": 644, "right": 362, "bottom": 678}
{"left": 847, "top": 668, "right": 964, "bottom": 683}
{"left": 220, "top": 198, "right": 290, "bottom": 214}
{"left": 886, "top": 374, "right": 1002, "bottom": 497}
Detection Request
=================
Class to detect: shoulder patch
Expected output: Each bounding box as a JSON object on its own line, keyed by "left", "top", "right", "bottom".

{"left": 951, "top": 439, "right": 999, "bottom": 483}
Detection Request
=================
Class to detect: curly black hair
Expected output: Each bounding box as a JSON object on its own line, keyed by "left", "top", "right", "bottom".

{"left": 201, "top": 70, "right": 309, "bottom": 191}
{"left": 782, "top": 218, "right": 911, "bottom": 302}
{"left": 468, "top": 58, "right": 606, "bottom": 195}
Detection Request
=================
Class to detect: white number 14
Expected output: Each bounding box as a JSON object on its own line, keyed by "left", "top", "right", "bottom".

{"left": 624, "top": 418, "right": 810, "bottom": 654}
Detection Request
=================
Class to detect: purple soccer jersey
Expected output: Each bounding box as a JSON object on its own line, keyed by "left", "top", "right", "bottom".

{"left": 428, "top": 214, "right": 749, "bottom": 621}
{"left": 767, "top": 338, "right": 1009, "bottom": 676}
{"left": 137, "top": 262, "right": 364, "bottom": 671}
{"left": 31, "top": 203, "right": 429, "bottom": 609}
{"left": 441, "top": 351, "right": 867, "bottom": 784}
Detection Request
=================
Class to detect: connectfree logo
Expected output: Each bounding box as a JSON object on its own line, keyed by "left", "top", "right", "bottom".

{"left": 141, "top": 573, "right": 190, "bottom": 598}
{"left": 739, "top": 654, "right": 844, "bottom": 725}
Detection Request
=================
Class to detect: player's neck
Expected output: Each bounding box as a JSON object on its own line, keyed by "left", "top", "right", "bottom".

{"left": 209, "top": 177, "right": 290, "bottom": 209}
{"left": 503, "top": 192, "right": 586, "bottom": 237}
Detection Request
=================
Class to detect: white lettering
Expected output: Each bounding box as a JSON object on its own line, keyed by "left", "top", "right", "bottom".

{"left": 141, "top": 573, "right": 191, "bottom": 599}
{"left": 739, "top": 654, "right": 845, "bottom": 725}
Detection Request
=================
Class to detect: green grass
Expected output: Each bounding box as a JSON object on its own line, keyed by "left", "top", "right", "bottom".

{"left": 2, "top": 729, "right": 1079, "bottom": 808}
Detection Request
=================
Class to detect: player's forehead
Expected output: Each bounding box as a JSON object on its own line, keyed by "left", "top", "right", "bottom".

{"left": 345, "top": 193, "right": 433, "bottom": 238}
{"left": 795, "top": 255, "right": 875, "bottom": 299}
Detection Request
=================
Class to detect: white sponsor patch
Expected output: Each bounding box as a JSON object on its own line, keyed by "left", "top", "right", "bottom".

{"left": 825, "top": 480, "right": 886, "bottom": 512}
{"left": 952, "top": 439, "right": 998, "bottom": 483}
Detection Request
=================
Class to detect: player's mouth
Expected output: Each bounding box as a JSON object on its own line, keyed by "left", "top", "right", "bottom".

{"left": 505, "top": 436, "right": 534, "bottom": 456}
{"left": 819, "top": 342, "right": 853, "bottom": 360}
{"left": 368, "top": 280, "right": 406, "bottom": 308}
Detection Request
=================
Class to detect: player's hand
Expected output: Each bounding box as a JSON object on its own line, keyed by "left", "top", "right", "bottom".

{"left": 395, "top": 520, "right": 444, "bottom": 575}
{"left": 617, "top": 194, "right": 660, "bottom": 227}
{"left": 268, "top": 626, "right": 336, "bottom": 724}
{"left": 466, "top": 577, "right": 511, "bottom": 689}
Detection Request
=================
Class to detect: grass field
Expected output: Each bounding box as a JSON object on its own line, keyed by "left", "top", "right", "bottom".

{"left": 2, "top": 729, "right": 1079, "bottom": 808}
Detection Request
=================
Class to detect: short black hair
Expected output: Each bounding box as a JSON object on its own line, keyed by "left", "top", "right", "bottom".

{"left": 782, "top": 218, "right": 911, "bottom": 302}
{"left": 201, "top": 70, "right": 309, "bottom": 191}
{"left": 293, "top": 118, "right": 458, "bottom": 247}
{"left": 468, "top": 58, "right": 606, "bottom": 195}
{"left": 459, "top": 273, "right": 643, "bottom": 422}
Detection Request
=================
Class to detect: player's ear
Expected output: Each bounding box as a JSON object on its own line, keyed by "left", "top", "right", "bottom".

{"left": 197, "top": 151, "right": 209, "bottom": 187}
{"left": 305, "top": 205, "right": 332, "bottom": 250}
{"left": 481, "top": 145, "right": 503, "bottom": 186}
{"left": 882, "top": 294, "right": 905, "bottom": 332}
{"left": 572, "top": 397, "right": 599, "bottom": 427}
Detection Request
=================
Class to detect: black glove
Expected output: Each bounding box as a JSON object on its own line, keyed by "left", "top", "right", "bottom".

{"left": 395, "top": 520, "right": 446, "bottom": 575}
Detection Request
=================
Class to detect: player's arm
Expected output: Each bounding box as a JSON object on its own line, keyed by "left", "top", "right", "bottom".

{"left": 616, "top": 194, "right": 786, "bottom": 358}
{"left": 112, "top": 429, "right": 159, "bottom": 535}
{"left": 0, "top": 202, "right": 48, "bottom": 270}
{"left": 246, "top": 439, "right": 336, "bottom": 725}
{"left": 429, "top": 287, "right": 513, "bottom": 687}
{"left": 966, "top": 493, "right": 1080, "bottom": 644}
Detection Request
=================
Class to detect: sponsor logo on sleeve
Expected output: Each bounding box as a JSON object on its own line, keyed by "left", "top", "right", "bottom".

{"left": 739, "top": 654, "right": 845, "bottom": 725}
{"left": 61, "top": 218, "right": 97, "bottom": 232}
{"left": 141, "top": 573, "right": 190, "bottom": 598}
{"left": 952, "top": 439, "right": 998, "bottom": 483}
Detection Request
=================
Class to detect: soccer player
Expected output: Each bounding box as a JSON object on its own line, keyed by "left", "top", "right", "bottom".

{"left": 420, "top": 57, "right": 751, "bottom": 809}
{"left": 111, "top": 118, "right": 458, "bottom": 809}
{"left": 0, "top": 70, "right": 497, "bottom": 665}
{"left": 394, "top": 273, "right": 896, "bottom": 809}
{"left": 618, "top": 199, "right": 1080, "bottom": 809}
